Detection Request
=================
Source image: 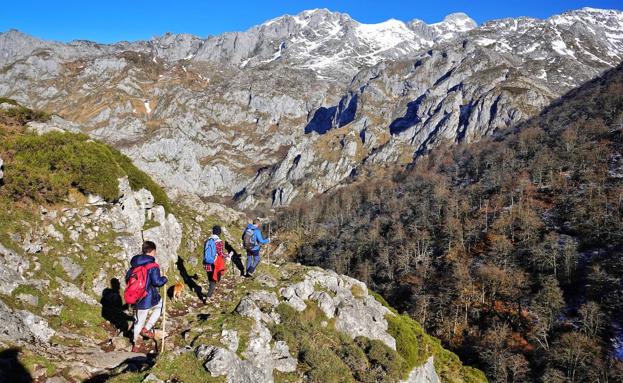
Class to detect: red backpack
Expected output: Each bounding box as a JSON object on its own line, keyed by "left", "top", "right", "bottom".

{"left": 124, "top": 263, "right": 158, "bottom": 305}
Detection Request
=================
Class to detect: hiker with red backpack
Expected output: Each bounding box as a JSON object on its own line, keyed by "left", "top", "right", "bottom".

{"left": 124, "top": 241, "right": 167, "bottom": 353}
{"left": 242, "top": 219, "right": 270, "bottom": 278}
{"left": 202, "top": 225, "right": 229, "bottom": 303}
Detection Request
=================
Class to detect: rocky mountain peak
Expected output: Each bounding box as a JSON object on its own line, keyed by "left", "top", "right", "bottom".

{"left": 433, "top": 12, "right": 478, "bottom": 31}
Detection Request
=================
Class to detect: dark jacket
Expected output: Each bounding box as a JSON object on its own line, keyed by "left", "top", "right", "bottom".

{"left": 125, "top": 254, "right": 167, "bottom": 310}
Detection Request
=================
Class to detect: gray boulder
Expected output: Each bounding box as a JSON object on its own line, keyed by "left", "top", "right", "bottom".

{"left": 401, "top": 356, "right": 440, "bottom": 383}
{"left": 143, "top": 373, "right": 165, "bottom": 383}
{"left": 0, "top": 243, "right": 28, "bottom": 295}
{"left": 196, "top": 345, "right": 271, "bottom": 383}
{"left": 112, "top": 177, "right": 181, "bottom": 271}
{"left": 16, "top": 293, "right": 38, "bottom": 307}
{"left": 235, "top": 296, "right": 272, "bottom": 324}
{"left": 59, "top": 257, "right": 83, "bottom": 280}
{"left": 335, "top": 295, "right": 396, "bottom": 350}
{"left": 221, "top": 329, "right": 239, "bottom": 353}
{"left": 55, "top": 277, "right": 98, "bottom": 305}
{"left": 0, "top": 299, "right": 54, "bottom": 343}
{"left": 309, "top": 290, "right": 336, "bottom": 318}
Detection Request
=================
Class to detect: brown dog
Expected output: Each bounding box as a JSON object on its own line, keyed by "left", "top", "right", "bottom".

{"left": 172, "top": 281, "right": 184, "bottom": 300}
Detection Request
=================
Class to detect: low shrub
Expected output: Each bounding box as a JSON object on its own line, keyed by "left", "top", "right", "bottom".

{"left": 386, "top": 312, "right": 487, "bottom": 383}
{"left": 0, "top": 129, "right": 170, "bottom": 211}
{"left": 271, "top": 303, "right": 412, "bottom": 383}
{"left": 0, "top": 102, "right": 50, "bottom": 125}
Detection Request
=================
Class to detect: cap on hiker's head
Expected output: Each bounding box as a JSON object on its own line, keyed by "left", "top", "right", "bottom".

{"left": 142, "top": 241, "right": 156, "bottom": 254}
{"left": 212, "top": 225, "right": 222, "bottom": 236}
{"left": 253, "top": 218, "right": 260, "bottom": 225}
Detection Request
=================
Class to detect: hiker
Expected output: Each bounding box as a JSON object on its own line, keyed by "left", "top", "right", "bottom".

{"left": 242, "top": 219, "right": 270, "bottom": 277}
{"left": 203, "top": 225, "right": 228, "bottom": 302}
{"left": 124, "top": 241, "right": 167, "bottom": 353}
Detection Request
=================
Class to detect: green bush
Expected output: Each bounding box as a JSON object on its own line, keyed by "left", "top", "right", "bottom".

{"left": 271, "top": 303, "right": 415, "bottom": 383}
{"left": 300, "top": 346, "right": 353, "bottom": 383}
{"left": 0, "top": 103, "right": 50, "bottom": 125}
{"left": 387, "top": 314, "right": 426, "bottom": 370}
{"left": 1, "top": 132, "right": 122, "bottom": 202}
{"left": 0, "top": 97, "right": 18, "bottom": 106}
{"left": 355, "top": 337, "right": 408, "bottom": 382}
{"left": 386, "top": 312, "right": 487, "bottom": 383}
{"left": 0, "top": 129, "right": 170, "bottom": 211}
{"left": 108, "top": 146, "right": 171, "bottom": 212}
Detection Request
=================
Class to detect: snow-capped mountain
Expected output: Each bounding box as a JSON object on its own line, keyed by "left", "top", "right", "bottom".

{"left": 188, "top": 9, "right": 477, "bottom": 78}
{"left": 0, "top": 7, "right": 621, "bottom": 208}
{"left": 0, "top": 9, "right": 477, "bottom": 81}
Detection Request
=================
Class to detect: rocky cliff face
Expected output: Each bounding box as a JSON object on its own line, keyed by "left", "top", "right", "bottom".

{"left": 0, "top": 8, "right": 621, "bottom": 209}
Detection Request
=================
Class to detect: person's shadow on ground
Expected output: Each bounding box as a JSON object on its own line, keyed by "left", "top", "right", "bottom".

{"left": 101, "top": 278, "right": 133, "bottom": 338}
{"left": 0, "top": 348, "right": 33, "bottom": 383}
{"left": 225, "top": 241, "right": 245, "bottom": 276}
{"left": 176, "top": 255, "right": 204, "bottom": 301}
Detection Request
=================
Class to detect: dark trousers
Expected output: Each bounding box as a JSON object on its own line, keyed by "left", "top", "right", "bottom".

{"left": 204, "top": 264, "right": 218, "bottom": 299}
{"left": 246, "top": 248, "right": 260, "bottom": 274}
{"left": 206, "top": 280, "right": 216, "bottom": 298}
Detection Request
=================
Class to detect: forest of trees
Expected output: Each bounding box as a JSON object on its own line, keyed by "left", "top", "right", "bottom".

{"left": 277, "top": 64, "right": 623, "bottom": 382}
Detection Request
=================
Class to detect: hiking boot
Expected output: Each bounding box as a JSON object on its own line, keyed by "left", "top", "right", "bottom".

{"left": 131, "top": 339, "right": 143, "bottom": 353}
{"left": 140, "top": 327, "right": 155, "bottom": 339}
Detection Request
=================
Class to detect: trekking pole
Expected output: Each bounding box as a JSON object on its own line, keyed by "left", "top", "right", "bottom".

{"left": 268, "top": 221, "right": 271, "bottom": 267}
{"left": 161, "top": 284, "right": 166, "bottom": 353}
{"left": 161, "top": 261, "right": 169, "bottom": 354}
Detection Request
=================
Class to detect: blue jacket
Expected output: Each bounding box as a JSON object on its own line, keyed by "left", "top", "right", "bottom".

{"left": 244, "top": 223, "right": 269, "bottom": 251}
{"left": 125, "top": 254, "right": 167, "bottom": 310}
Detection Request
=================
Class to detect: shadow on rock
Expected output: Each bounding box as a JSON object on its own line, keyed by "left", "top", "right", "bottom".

{"left": 225, "top": 241, "right": 245, "bottom": 276}
{"left": 101, "top": 278, "right": 133, "bottom": 338}
{"left": 176, "top": 255, "right": 204, "bottom": 301}
{"left": 83, "top": 355, "right": 154, "bottom": 383}
{"left": 0, "top": 348, "right": 32, "bottom": 383}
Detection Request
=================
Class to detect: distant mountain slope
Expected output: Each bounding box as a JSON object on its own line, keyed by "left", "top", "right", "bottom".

{"left": 0, "top": 8, "right": 621, "bottom": 209}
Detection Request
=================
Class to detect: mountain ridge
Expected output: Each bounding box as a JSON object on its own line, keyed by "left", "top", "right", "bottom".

{"left": 0, "top": 7, "right": 621, "bottom": 210}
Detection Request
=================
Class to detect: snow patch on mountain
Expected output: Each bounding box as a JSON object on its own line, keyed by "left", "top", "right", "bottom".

{"left": 356, "top": 19, "right": 418, "bottom": 50}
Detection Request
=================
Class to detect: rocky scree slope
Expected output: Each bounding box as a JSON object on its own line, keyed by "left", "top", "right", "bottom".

{"left": 0, "top": 107, "right": 484, "bottom": 382}
{"left": 0, "top": 9, "right": 621, "bottom": 209}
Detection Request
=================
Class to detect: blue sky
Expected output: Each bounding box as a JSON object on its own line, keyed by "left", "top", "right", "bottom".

{"left": 1, "top": 0, "right": 621, "bottom": 43}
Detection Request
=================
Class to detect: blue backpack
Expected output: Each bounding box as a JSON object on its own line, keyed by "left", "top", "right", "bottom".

{"left": 203, "top": 238, "right": 216, "bottom": 264}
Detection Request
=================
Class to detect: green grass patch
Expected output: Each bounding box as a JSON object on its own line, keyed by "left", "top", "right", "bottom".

{"left": 0, "top": 101, "right": 50, "bottom": 125}
{"left": 10, "top": 284, "right": 46, "bottom": 311}
{"left": 0, "top": 97, "right": 18, "bottom": 106}
{"left": 20, "top": 350, "right": 57, "bottom": 376}
{"left": 387, "top": 313, "right": 487, "bottom": 383}
{"left": 271, "top": 302, "right": 410, "bottom": 383}
{"left": 149, "top": 351, "right": 224, "bottom": 383}
{"left": 275, "top": 371, "right": 301, "bottom": 383}
{"left": 0, "top": 127, "right": 170, "bottom": 212}
{"left": 50, "top": 298, "right": 107, "bottom": 340}
{"left": 105, "top": 372, "right": 147, "bottom": 383}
